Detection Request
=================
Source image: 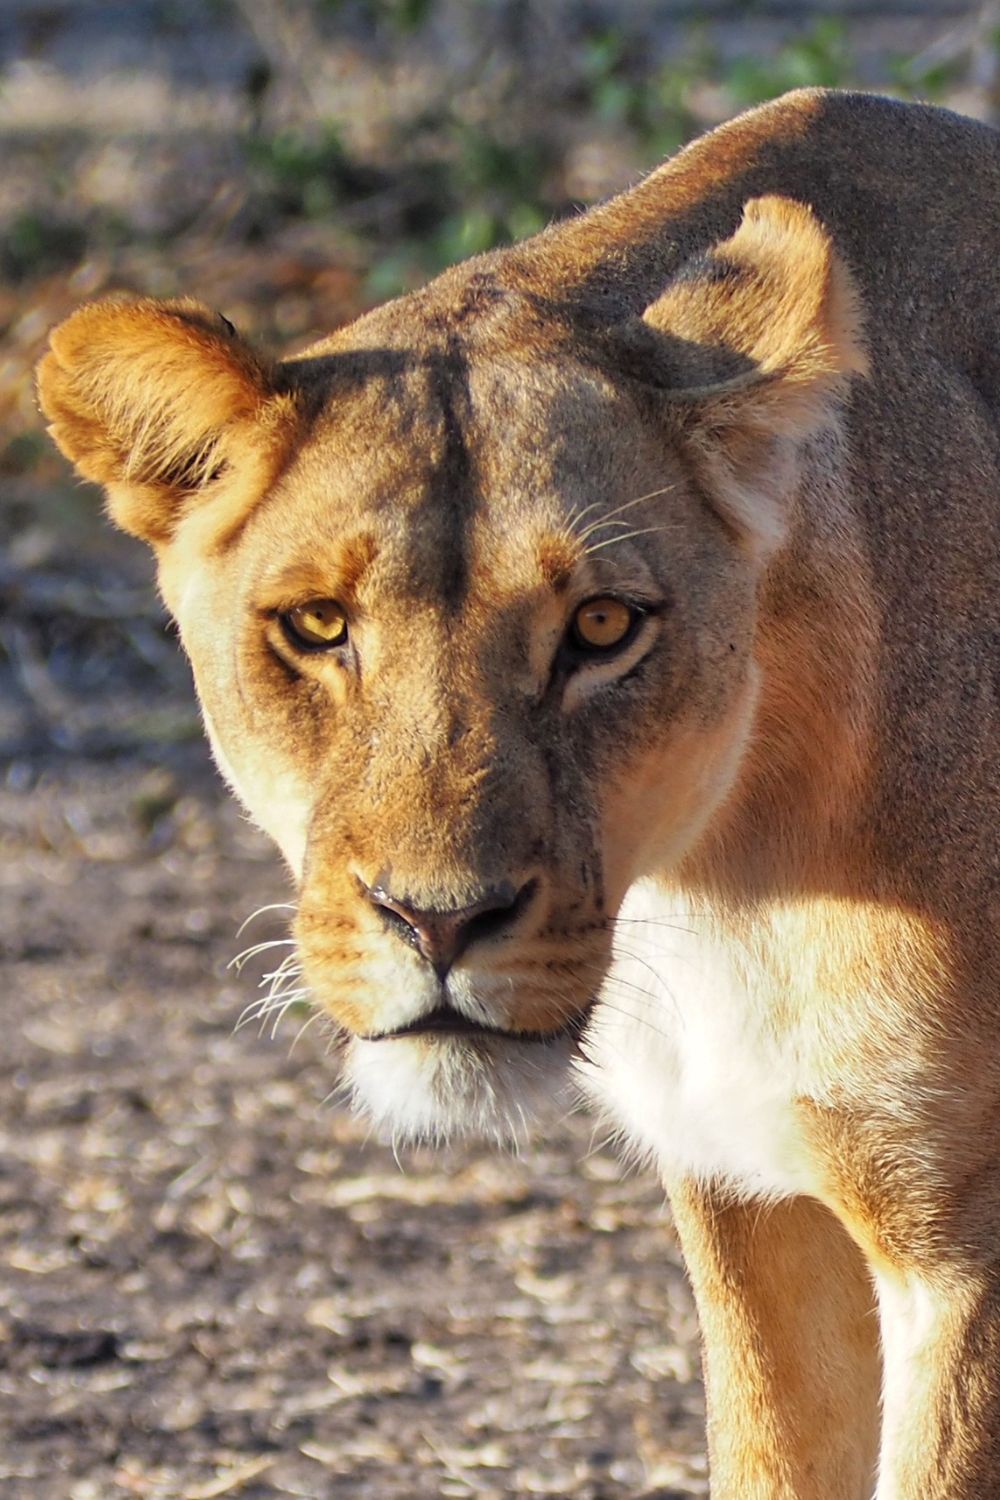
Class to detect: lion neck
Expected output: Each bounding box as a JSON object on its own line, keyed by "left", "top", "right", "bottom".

{"left": 683, "top": 466, "right": 879, "bottom": 908}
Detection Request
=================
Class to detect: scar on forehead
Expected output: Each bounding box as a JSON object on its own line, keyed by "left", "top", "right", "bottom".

{"left": 263, "top": 532, "right": 378, "bottom": 603}
{"left": 536, "top": 532, "right": 581, "bottom": 592}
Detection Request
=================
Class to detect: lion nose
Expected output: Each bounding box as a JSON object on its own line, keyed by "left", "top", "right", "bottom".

{"left": 364, "top": 875, "right": 535, "bottom": 979}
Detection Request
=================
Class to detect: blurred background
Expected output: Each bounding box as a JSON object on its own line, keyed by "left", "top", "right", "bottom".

{"left": 1, "top": 3, "right": 995, "bottom": 1498}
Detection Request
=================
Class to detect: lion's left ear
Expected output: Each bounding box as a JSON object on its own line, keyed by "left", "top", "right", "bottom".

{"left": 620, "top": 195, "right": 867, "bottom": 556}
{"left": 36, "top": 297, "right": 299, "bottom": 547}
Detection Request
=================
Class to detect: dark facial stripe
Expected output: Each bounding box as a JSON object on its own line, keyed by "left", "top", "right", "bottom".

{"left": 413, "top": 344, "right": 478, "bottom": 613}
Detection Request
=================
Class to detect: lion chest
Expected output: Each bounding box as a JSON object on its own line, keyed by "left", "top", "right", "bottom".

{"left": 582, "top": 883, "right": 826, "bottom": 1200}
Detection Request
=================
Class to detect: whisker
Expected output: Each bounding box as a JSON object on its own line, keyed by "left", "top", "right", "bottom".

{"left": 321, "top": 1071, "right": 357, "bottom": 1118}
{"left": 259, "top": 982, "right": 308, "bottom": 1013}
{"left": 583, "top": 525, "right": 670, "bottom": 556}
{"left": 539, "top": 966, "right": 676, "bottom": 1049}
{"left": 235, "top": 1001, "right": 269, "bottom": 1031}
{"left": 615, "top": 910, "right": 759, "bottom": 971}
{"left": 582, "top": 1122, "right": 624, "bottom": 1162}
{"left": 571, "top": 951, "right": 684, "bottom": 1036}
{"left": 609, "top": 932, "right": 698, "bottom": 959}
{"left": 267, "top": 992, "right": 311, "bottom": 1039}
{"left": 259, "top": 971, "right": 306, "bottom": 998}
{"left": 593, "top": 995, "right": 675, "bottom": 1044}
{"left": 260, "top": 956, "right": 303, "bottom": 985}
{"left": 229, "top": 937, "right": 296, "bottom": 973}
{"left": 235, "top": 982, "right": 309, "bottom": 1035}
{"left": 235, "top": 902, "right": 298, "bottom": 939}
{"left": 611, "top": 916, "right": 698, "bottom": 931}
{"left": 581, "top": 942, "right": 671, "bottom": 994}
{"left": 570, "top": 961, "right": 665, "bottom": 1003}
{"left": 289, "top": 1007, "right": 330, "bottom": 1057}
{"left": 572, "top": 483, "right": 678, "bottom": 541}
{"left": 577, "top": 517, "right": 645, "bottom": 542}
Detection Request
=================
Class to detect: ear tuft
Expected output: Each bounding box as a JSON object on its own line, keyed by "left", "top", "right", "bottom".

{"left": 37, "top": 297, "right": 298, "bottom": 544}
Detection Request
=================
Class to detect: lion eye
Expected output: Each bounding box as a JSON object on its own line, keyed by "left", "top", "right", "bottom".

{"left": 570, "top": 597, "right": 637, "bottom": 653}
{"left": 281, "top": 599, "right": 349, "bottom": 649}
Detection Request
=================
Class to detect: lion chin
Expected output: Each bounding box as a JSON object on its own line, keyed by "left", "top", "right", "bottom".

{"left": 341, "top": 1032, "right": 581, "bottom": 1147}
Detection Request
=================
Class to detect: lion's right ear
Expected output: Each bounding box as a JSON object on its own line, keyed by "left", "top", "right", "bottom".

{"left": 36, "top": 297, "right": 299, "bottom": 546}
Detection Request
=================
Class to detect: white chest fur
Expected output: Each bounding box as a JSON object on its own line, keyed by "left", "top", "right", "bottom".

{"left": 580, "top": 880, "right": 824, "bottom": 1200}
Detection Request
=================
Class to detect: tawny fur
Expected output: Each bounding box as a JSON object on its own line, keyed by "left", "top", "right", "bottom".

{"left": 37, "top": 89, "right": 1000, "bottom": 1498}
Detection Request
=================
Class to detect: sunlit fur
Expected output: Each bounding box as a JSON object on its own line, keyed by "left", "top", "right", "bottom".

{"left": 38, "top": 89, "right": 1000, "bottom": 1498}
{"left": 343, "top": 1032, "right": 579, "bottom": 1149}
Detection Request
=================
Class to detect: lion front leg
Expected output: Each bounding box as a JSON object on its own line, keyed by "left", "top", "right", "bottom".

{"left": 875, "top": 1266, "right": 1000, "bottom": 1499}
{"left": 666, "top": 1178, "right": 880, "bottom": 1500}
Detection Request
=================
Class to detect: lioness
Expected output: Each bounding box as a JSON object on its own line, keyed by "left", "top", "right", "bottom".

{"left": 36, "top": 86, "right": 1000, "bottom": 1497}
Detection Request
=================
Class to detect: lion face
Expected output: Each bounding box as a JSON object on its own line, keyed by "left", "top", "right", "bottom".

{"left": 37, "top": 195, "right": 863, "bottom": 1140}
{"left": 174, "top": 352, "right": 761, "bottom": 1138}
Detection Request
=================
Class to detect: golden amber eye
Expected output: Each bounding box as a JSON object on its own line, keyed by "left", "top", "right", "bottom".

{"left": 281, "top": 599, "right": 348, "bottom": 649}
{"left": 570, "top": 597, "right": 636, "bottom": 652}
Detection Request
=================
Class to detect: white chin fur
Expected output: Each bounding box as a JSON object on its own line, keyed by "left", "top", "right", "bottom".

{"left": 343, "top": 1032, "right": 578, "bottom": 1146}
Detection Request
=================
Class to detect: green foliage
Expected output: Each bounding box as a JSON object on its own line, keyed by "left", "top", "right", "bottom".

{"left": 888, "top": 50, "right": 968, "bottom": 103}
{"left": 438, "top": 125, "right": 550, "bottom": 254}
{"left": 379, "top": 0, "right": 434, "bottom": 31}
{"left": 724, "top": 19, "right": 854, "bottom": 108}
{"left": 316, "top": 0, "right": 433, "bottom": 29}
{"left": 227, "top": 3, "right": 996, "bottom": 303}
{"left": 362, "top": 123, "right": 552, "bottom": 298}
{"left": 0, "top": 211, "right": 88, "bottom": 284}
{"left": 0, "top": 432, "right": 47, "bottom": 479}
{"left": 244, "top": 124, "right": 353, "bottom": 220}
{"left": 578, "top": 29, "right": 635, "bottom": 126}
{"left": 570, "top": 17, "right": 858, "bottom": 163}
{"left": 11, "top": 1, "right": 985, "bottom": 318}
{"left": 245, "top": 101, "right": 556, "bottom": 298}
{"left": 576, "top": 27, "right": 714, "bottom": 157}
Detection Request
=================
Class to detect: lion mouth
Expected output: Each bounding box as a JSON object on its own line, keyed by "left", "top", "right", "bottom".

{"left": 360, "top": 1000, "right": 593, "bottom": 1045}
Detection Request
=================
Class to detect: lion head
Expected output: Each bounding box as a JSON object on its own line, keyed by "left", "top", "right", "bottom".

{"left": 37, "top": 194, "right": 863, "bottom": 1142}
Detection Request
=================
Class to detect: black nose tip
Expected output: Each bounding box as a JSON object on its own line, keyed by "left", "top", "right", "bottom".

{"left": 364, "top": 876, "right": 536, "bottom": 979}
